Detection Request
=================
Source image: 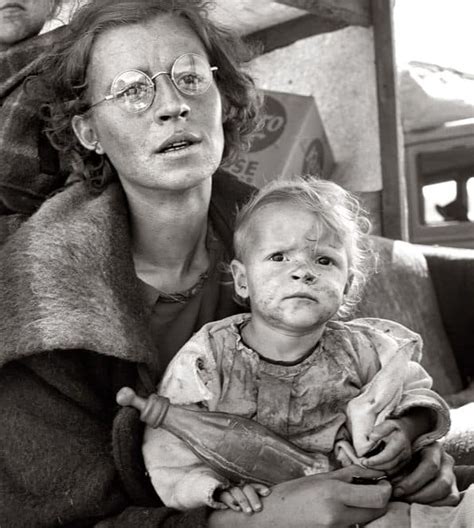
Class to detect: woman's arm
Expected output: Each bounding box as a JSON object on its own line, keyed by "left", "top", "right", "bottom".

{"left": 0, "top": 349, "right": 394, "bottom": 528}
{"left": 208, "top": 466, "right": 392, "bottom": 528}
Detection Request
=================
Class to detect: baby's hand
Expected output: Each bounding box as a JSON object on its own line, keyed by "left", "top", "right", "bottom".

{"left": 360, "top": 419, "right": 413, "bottom": 473}
{"left": 218, "top": 483, "right": 271, "bottom": 514}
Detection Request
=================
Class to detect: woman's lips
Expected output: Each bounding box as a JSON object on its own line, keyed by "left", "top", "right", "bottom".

{"left": 159, "top": 140, "right": 193, "bottom": 153}
{"left": 156, "top": 133, "right": 201, "bottom": 154}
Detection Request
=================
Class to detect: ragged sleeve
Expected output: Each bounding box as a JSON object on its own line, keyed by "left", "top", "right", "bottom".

{"left": 344, "top": 318, "right": 451, "bottom": 455}
{"left": 143, "top": 324, "right": 229, "bottom": 510}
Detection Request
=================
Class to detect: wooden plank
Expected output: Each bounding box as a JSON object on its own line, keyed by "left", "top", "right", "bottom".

{"left": 371, "top": 0, "right": 408, "bottom": 240}
{"left": 276, "top": 0, "right": 371, "bottom": 27}
{"left": 210, "top": 0, "right": 306, "bottom": 36}
{"left": 245, "top": 13, "right": 348, "bottom": 54}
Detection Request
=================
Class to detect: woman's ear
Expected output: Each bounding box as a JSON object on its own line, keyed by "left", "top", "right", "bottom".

{"left": 230, "top": 259, "right": 249, "bottom": 299}
{"left": 71, "top": 114, "right": 104, "bottom": 154}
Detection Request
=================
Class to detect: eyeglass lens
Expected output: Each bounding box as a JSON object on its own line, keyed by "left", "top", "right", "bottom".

{"left": 110, "top": 53, "right": 214, "bottom": 113}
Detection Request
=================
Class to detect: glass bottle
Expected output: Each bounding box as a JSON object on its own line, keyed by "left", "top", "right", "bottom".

{"left": 117, "top": 387, "right": 329, "bottom": 486}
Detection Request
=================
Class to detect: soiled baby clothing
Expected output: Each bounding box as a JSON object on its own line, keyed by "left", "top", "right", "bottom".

{"left": 143, "top": 314, "right": 449, "bottom": 510}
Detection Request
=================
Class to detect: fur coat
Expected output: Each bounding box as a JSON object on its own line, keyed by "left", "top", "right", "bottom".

{"left": 0, "top": 171, "right": 252, "bottom": 527}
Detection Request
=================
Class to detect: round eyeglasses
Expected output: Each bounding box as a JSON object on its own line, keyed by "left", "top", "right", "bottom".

{"left": 88, "top": 53, "right": 218, "bottom": 114}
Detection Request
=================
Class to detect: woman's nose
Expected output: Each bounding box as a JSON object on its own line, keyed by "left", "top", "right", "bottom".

{"left": 153, "top": 77, "right": 190, "bottom": 123}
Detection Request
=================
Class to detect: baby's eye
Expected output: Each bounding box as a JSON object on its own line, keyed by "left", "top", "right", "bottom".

{"left": 317, "top": 256, "right": 333, "bottom": 266}
{"left": 269, "top": 252, "right": 285, "bottom": 262}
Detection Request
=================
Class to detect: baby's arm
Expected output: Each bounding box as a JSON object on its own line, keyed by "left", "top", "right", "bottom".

{"left": 143, "top": 423, "right": 231, "bottom": 510}
{"left": 143, "top": 325, "right": 230, "bottom": 509}
{"left": 344, "top": 319, "right": 450, "bottom": 472}
{"left": 361, "top": 359, "right": 449, "bottom": 473}
{"left": 360, "top": 407, "right": 434, "bottom": 471}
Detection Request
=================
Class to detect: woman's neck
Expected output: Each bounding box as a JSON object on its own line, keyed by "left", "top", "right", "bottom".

{"left": 124, "top": 181, "right": 212, "bottom": 293}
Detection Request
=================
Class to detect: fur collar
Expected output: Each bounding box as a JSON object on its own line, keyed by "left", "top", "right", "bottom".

{"left": 0, "top": 181, "right": 156, "bottom": 368}
{"left": 0, "top": 171, "right": 252, "bottom": 369}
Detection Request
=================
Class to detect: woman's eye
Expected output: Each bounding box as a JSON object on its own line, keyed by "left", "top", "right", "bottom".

{"left": 177, "top": 73, "right": 203, "bottom": 91}
{"left": 119, "top": 83, "right": 149, "bottom": 101}
{"left": 269, "top": 253, "right": 285, "bottom": 262}
{"left": 317, "top": 256, "right": 333, "bottom": 266}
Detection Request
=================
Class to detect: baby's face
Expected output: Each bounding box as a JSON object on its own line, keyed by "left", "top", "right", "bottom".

{"left": 232, "top": 202, "right": 350, "bottom": 335}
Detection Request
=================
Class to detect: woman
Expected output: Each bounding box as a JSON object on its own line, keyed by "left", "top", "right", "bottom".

{"left": 0, "top": 1, "right": 460, "bottom": 526}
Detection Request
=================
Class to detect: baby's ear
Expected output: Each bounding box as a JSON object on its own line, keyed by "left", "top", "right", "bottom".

{"left": 230, "top": 259, "right": 249, "bottom": 299}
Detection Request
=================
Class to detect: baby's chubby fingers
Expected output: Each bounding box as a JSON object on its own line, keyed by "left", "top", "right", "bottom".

{"left": 362, "top": 423, "right": 411, "bottom": 471}
{"left": 367, "top": 420, "right": 400, "bottom": 444}
{"left": 226, "top": 487, "right": 254, "bottom": 514}
{"left": 251, "top": 483, "right": 271, "bottom": 498}
{"left": 218, "top": 483, "right": 271, "bottom": 513}
{"left": 218, "top": 490, "right": 242, "bottom": 512}
{"left": 240, "top": 483, "right": 270, "bottom": 512}
{"left": 362, "top": 439, "right": 410, "bottom": 470}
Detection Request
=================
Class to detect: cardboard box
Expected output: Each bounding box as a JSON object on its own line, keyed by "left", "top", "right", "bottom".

{"left": 222, "top": 90, "right": 334, "bottom": 187}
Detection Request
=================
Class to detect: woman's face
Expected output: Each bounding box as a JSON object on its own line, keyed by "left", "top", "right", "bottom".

{"left": 76, "top": 14, "right": 225, "bottom": 194}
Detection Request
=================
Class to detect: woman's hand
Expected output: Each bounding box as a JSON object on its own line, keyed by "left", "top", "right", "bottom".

{"left": 391, "top": 442, "right": 460, "bottom": 506}
{"left": 209, "top": 466, "right": 392, "bottom": 528}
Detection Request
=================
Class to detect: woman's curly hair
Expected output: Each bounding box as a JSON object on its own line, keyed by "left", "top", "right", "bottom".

{"left": 37, "top": 0, "right": 263, "bottom": 192}
{"left": 233, "top": 177, "right": 376, "bottom": 318}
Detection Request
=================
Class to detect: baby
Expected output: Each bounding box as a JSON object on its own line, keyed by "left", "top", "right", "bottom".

{"left": 138, "top": 178, "right": 460, "bottom": 520}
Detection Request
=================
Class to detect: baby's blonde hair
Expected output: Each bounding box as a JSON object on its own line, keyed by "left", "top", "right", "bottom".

{"left": 233, "top": 177, "right": 375, "bottom": 317}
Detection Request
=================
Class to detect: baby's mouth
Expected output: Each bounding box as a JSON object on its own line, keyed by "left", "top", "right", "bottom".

{"left": 286, "top": 293, "right": 318, "bottom": 302}
{"left": 1, "top": 3, "right": 25, "bottom": 11}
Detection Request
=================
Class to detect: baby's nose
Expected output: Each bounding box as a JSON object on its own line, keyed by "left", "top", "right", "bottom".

{"left": 291, "top": 269, "right": 317, "bottom": 284}
{"left": 302, "top": 271, "right": 317, "bottom": 285}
